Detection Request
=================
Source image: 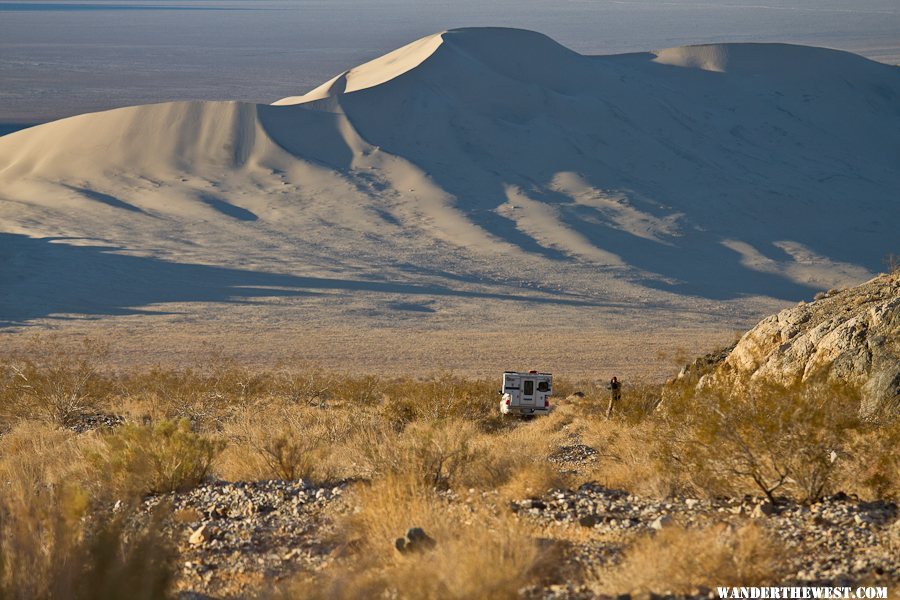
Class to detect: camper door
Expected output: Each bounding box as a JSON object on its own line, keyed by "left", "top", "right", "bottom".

{"left": 520, "top": 378, "right": 536, "bottom": 406}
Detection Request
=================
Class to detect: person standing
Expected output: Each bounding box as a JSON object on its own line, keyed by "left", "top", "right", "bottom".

{"left": 606, "top": 376, "right": 621, "bottom": 419}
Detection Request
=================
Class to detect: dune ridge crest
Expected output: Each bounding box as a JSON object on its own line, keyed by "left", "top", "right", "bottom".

{"left": 273, "top": 31, "right": 447, "bottom": 105}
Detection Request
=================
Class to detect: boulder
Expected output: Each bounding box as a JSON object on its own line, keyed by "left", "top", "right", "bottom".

{"left": 683, "top": 273, "right": 899, "bottom": 416}
{"left": 395, "top": 527, "right": 437, "bottom": 554}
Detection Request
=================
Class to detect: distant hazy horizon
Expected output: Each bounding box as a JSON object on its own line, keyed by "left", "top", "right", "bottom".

{"left": 2, "top": 0, "right": 899, "bottom": 127}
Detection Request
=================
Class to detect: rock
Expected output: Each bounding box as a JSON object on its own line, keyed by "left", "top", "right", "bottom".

{"left": 396, "top": 527, "right": 436, "bottom": 554}
{"left": 751, "top": 503, "right": 777, "bottom": 519}
{"left": 578, "top": 514, "right": 600, "bottom": 528}
{"left": 650, "top": 515, "right": 673, "bottom": 530}
{"left": 528, "top": 499, "right": 548, "bottom": 511}
{"left": 812, "top": 515, "right": 831, "bottom": 527}
{"left": 66, "top": 413, "right": 126, "bottom": 433}
{"left": 674, "top": 344, "right": 736, "bottom": 385}
{"left": 189, "top": 523, "right": 212, "bottom": 546}
{"left": 683, "top": 273, "right": 900, "bottom": 416}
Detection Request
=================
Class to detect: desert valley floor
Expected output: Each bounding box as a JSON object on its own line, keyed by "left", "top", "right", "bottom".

{"left": 2, "top": 28, "right": 898, "bottom": 377}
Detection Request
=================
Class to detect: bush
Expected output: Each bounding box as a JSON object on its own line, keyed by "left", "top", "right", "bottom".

{"left": 0, "top": 423, "right": 89, "bottom": 598}
{"left": 0, "top": 339, "right": 110, "bottom": 428}
{"left": 1, "top": 497, "right": 174, "bottom": 600}
{"left": 91, "top": 418, "right": 224, "bottom": 498}
{"left": 75, "top": 512, "right": 175, "bottom": 600}
{"left": 377, "top": 374, "right": 501, "bottom": 430}
{"left": 658, "top": 379, "right": 861, "bottom": 503}
{"left": 836, "top": 418, "right": 900, "bottom": 500}
{"left": 218, "top": 405, "right": 344, "bottom": 482}
{"left": 353, "top": 418, "right": 482, "bottom": 489}
{"left": 580, "top": 417, "right": 679, "bottom": 498}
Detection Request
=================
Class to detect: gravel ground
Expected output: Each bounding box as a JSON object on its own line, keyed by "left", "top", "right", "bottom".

{"left": 140, "top": 480, "right": 347, "bottom": 598}
{"left": 513, "top": 486, "right": 898, "bottom": 598}
{"left": 133, "top": 434, "right": 897, "bottom": 599}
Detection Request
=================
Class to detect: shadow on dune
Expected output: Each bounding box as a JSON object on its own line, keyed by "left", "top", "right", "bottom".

{"left": 307, "top": 43, "right": 896, "bottom": 302}
{"left": 63, "top": 185, "right": 150, "bottom": 215}
{"left": 196, "top": 193, "right": 258, "bottom": 222}
{"left": 0, "top": 233, "right": 604, "bottom": 327}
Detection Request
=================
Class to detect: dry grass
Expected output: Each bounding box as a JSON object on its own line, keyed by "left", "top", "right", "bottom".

{"left": 0, "top": 421, "right": 175, "bottom": 599}
{"left": 592, "top": 522, "right": 785, "bottom": 596}
{"left": 282, "top": 473, "right": 550, "bottom": 600}
{"left": 1, "top": 337, "right": 897, "bottom": 597}
{"left": 216, "top": 403, "right": 349, "bottom": 482}
{"left": 579, "top": 416, "right": 680, "bottom": 497}
{"left": 87, "top": 418, "right": 224, "bottom": 498}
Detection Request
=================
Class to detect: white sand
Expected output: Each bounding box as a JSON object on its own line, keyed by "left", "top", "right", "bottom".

{"left": 0, "top": 28, "right": 897, "bottom": 364}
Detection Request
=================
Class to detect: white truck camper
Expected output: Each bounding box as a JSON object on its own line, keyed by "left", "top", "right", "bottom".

{"left": 500, "top": 371, "right": 552, "bottom": 417}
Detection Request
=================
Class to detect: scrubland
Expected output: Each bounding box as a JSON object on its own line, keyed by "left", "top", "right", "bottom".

{"left": 0, "top": 338, "right": 897, "bottom": 599}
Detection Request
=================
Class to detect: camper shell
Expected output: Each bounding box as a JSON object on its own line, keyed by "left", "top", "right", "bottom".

{"left": 500, "top": 370, "right": 552, "bottom": 416}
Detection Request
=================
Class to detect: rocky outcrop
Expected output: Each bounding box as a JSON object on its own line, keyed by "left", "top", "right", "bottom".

{"left": 687, "top": 272, "right": 900, "bottom": 415}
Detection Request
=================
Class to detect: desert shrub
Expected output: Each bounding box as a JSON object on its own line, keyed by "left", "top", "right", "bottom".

{"left": 332, "top": 374, "right": 384, "bottom": 405}
{"left": 352, "top": 418, "right": 483, "bottom": 489}
{"left": 592, "top": 523, "right": 784, "bottom": 596}
{"left": 273, "top": 368, "right": 339, "bottom": 406}
{"left": 574, "top": 382, "right": 662, "bottom": 424}
{"left": 119, "top": 363, "right": 270, "bottom": 430}
{"left": 75, "top": 513, "right": 175, "bottom": 600}
{"left": 658, "top": 379, "right": 861, "bottom": 503}
{"left": 835, "top": 417, "right": 900, "bottom": 500}
{"left": 217, "top": 404, "right": 347, "bottom": 482}
{"left": 90, "top": 418, "right": 224, "bottom": 498}
{"left": 0, "top": 423, "right": 89, "bottom": 598}
{"left": 616, "top": 383, "right": 664, "bottom": 423}
{"left": 377, "top": 374, "right": 501, "bottom": 429}
{"left": 0, "top": 505, "right": 174, "bottom": 600}
{"left": 459, "top": 412, "right": 570, "bottom": 498}
{"left": 347, "top": 412, "right": 568, "bottom": 499}
{"left": 0, "top": 339, "right": 113, "bottom": 428}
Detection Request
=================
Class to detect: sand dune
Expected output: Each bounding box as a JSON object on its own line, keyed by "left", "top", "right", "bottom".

{"left": 1, "top": 27, "right": 898, "bottom": 343}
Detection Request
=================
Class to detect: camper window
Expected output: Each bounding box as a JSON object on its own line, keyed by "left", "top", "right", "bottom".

{"left": 524, "top": 380, "right": 534, "bottom": 396}
{"left": 537, "top": 381, "right": 549, "bottom": 392}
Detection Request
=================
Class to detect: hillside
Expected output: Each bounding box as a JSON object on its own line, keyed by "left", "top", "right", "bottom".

{"left": 1, "top": 28, "right": 898, "bottom": 369}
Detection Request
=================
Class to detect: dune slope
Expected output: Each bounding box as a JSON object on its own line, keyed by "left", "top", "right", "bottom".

{"left": 1, "top": 27, "right": 898, "bottom": 334}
